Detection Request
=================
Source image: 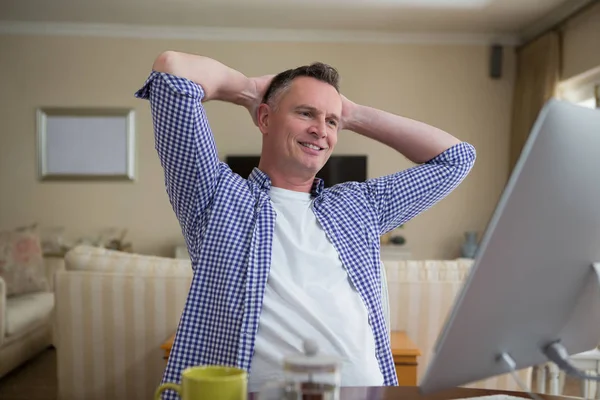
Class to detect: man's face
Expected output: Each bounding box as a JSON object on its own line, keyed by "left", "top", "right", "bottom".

{"left": 259, "top": 76, "right": 342, "bottom": 178}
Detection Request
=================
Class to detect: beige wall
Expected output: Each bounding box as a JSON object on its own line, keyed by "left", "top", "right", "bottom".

{"left": 562, "top": 1, "right": 600, "bottom": 81}
{"left": 0, "top": 34, "right": 516, "bottom": 259}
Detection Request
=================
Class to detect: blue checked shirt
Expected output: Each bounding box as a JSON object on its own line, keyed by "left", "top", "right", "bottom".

{"left": 135, "top": 71, "right": 476, "bottom": 398}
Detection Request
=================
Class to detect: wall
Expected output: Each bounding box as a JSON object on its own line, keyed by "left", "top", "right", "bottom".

{"left": 0, "top": 34, "right": 516, "bottom": 258}
{"left": 561, "top": 1, "right": 600, "bottom": 81}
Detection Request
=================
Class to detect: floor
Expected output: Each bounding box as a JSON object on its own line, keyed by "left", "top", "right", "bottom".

{"left": 0, "top": 348, "right": 587, "bottom": 400}
{"left": 0, "top": 347, "right": 57, "bottom": 400}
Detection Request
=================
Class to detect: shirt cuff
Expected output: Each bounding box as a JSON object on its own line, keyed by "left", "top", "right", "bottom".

{"left": 426, "top": 142, "right": 476, "bottom": 166}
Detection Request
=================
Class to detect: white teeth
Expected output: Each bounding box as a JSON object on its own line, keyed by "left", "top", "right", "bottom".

{"left": 300, "top": 142, "right": 321, "bottom": 150}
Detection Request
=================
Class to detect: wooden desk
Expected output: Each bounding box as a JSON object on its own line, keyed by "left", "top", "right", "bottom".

{"left": 390, "top": 330, "right": 421, "bottom": 386}
{"left": 162, "top": 330, "right": 420, "bottom": 385}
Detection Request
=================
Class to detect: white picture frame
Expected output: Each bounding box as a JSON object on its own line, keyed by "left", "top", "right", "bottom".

{"left": 36, "top": 107, "right": 136, "bottom": 181}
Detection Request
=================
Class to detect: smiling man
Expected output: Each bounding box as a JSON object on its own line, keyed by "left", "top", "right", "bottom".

{"left": 135, "top": 52, "right": 476, "bottom": 398}
{"left": 256, "top": 73, "right": 341, "bottom": 192}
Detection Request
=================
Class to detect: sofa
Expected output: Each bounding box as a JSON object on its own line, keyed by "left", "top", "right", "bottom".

{"left": 54, "top": 245, "right": 193, "bottom": 400}
{"left": 0, "top": 254, "right": 65, "bottom": 378}
{"left": 54, "top": 247, "right": 533, "bottom": 400}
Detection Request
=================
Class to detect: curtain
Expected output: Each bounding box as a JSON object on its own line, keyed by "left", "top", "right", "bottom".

{"left": 508, "top": 31, "right": 561, "bottom": 173}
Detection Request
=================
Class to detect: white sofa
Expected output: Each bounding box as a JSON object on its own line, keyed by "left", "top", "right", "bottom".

{"left": 54, "top": 246, "right": 192, "bottom": 400}
{"left": 0, "top": 256, "right": 65, "bottom": 378}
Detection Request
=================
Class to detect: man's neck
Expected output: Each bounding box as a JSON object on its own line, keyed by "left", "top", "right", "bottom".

{"left": 258, "top": 164, "right": 315, "bottom": 193}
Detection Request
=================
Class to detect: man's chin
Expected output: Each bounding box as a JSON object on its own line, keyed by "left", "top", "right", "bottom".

{"left": 293, "top": 164, "right": 322, "bottom": 179}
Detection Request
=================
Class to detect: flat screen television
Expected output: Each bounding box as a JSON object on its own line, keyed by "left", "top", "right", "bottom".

{"left": 225, "top": 155, "right": 367, "bottom": 188}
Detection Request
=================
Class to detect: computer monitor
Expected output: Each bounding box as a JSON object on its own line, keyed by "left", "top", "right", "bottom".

{"left": 419, "top": 99, "right": 600, "bottom": 394}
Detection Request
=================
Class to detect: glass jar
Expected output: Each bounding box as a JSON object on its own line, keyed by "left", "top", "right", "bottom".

{"left": 260, "top": 339, "right": 341, "bottom": 400}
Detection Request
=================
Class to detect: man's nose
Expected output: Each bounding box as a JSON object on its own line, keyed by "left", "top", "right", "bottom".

{"left": 309, "top": 119, "right": 327, "bottom": 138}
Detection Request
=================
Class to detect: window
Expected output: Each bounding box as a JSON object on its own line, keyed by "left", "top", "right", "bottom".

{"left": 577, "top": 97, "right": 597, "bottom": 109}
{"left": 557, "top": 69, "right": 600, "bottom": 109}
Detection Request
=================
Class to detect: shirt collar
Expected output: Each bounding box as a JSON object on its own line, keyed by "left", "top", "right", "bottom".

{"left": 248, "top": 167, "right": 325, "bottom": 197}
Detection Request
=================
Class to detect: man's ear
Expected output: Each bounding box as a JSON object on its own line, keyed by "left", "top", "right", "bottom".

{"left": 257, "top": 103, "right": 271, "bottom": 135}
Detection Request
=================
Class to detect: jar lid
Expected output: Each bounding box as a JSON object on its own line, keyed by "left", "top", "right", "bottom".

{"left": 283, "top": 339, "right": 341, "bottom": 373}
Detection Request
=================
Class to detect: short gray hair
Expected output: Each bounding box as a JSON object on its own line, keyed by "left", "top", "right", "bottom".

{"left": 262, "top": 62, "right": 340, "bottom": 109}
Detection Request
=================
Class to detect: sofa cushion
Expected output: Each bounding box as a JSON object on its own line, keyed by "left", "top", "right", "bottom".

{"left": 5, "top": 291, "right": 54, "bottom": 336}
{"left": 65, "top": 245, "right": 192, "bottom": 276}
{"left": 0, "top": 224, "right": 49, "bottom": 297}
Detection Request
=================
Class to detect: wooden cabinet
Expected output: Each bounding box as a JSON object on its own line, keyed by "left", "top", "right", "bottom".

{"left": 391, "top": 330, "right": 421, "bottom": 386}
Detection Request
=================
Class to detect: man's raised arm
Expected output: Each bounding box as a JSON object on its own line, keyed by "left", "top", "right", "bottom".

{"left": 134, "top": 52, "right": 259, "bottom": 261}
{"left": 340, "top": 97, "right": 476, "bottom": 234}
{"left": 152, "top": 51, "right": 258, "bottom": 106}
{"left": 341, "top": 96, "right": 462, "bottom": 164}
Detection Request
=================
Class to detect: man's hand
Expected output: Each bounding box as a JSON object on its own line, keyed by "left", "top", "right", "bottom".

{"left": 242, "top": 75, "right": 275, "bottom": 126}
{"left": 340, "top": 94, "right": 358, "bottom": 131}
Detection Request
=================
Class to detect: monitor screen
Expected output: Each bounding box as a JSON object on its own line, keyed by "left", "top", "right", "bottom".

{"left": 225, "top": 155, "right": 367, "bottom": 187}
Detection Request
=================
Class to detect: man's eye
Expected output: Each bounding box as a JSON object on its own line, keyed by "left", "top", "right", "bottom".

{"left": 299, "top": 111, "right": 311, "bottom": 117}
{"left": 328, "top": 120, "right": 338, "bottom": 126}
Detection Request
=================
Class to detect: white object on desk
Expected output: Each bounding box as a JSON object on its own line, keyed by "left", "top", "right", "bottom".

{"left": 454, "top": 396, "right": 533, "bottom": 400}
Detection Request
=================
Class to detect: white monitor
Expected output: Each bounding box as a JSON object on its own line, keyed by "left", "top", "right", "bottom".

{"left": 419, "top": 99, "right": 600, "bottom": 394}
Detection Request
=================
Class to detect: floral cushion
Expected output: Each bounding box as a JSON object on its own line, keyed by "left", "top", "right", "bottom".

{"left": 0, "top": 225, "right": 49, "bottom": 297}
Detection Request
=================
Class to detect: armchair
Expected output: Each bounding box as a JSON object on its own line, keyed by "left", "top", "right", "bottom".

{"left": 0, "top": 256, "right": 65, "bottom": 378}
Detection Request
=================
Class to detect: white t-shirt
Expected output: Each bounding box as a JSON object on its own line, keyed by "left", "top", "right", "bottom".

{"left": 247, "top": 186, "right": 384, "bottom": 393}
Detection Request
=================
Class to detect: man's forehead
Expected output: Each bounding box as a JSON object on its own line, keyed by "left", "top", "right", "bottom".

{"left": 288, "top": 80, "right": 342, "bottom": 110}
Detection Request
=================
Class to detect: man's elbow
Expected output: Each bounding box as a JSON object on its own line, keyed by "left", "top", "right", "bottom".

{"left": 152, "top": 51, "right": 181, "bottom": 75}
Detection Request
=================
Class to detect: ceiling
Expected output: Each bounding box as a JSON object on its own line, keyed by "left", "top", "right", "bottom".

{"left": 0, "top": 0, "right": 595, "bottom": 42}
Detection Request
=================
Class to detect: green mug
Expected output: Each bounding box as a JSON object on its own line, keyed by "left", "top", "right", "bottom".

{"left": 154, "top": 365, "right": 247, "bottom": 400}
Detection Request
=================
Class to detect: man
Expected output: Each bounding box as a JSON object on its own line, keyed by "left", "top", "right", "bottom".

{"left": 135, "top": 51, "right": 475, "bottom": 397}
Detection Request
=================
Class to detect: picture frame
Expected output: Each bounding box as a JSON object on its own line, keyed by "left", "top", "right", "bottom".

{"left": 36, "top": 107, "right": 136, "bottom": 181}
